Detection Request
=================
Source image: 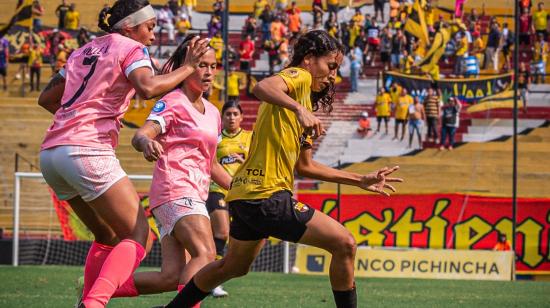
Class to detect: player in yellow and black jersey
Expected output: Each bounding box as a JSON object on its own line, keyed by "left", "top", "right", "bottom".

{"left": 205, "top": 101, "right": 252, "bottom": 297}
{"left": 165, "top": 30, "right": 403, "bottom": 308}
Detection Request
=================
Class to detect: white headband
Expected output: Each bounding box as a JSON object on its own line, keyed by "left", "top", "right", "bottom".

{"left": 112, "top": 5, "right": 156, "bottom": 30}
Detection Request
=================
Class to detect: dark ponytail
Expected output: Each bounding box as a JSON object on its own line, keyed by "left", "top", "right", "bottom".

{"left": 97, "top": 0, "right": 151, "bottom": 33}
{"left": 288, "top": 30, "right": 343, "bottom": 114}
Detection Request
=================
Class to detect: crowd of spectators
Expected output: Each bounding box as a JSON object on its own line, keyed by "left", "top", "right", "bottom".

{"left": 370, "top": 81, "right": 461, "bottom": 150}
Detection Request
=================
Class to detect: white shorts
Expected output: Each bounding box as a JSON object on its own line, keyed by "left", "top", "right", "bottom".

{"left": 152, "top": 198, "right": 210, "bottom": 239}
{"left": 40, "top": 145, "right": 127, "bottom": 202}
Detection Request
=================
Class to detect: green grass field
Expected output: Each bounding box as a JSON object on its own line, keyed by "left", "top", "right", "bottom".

{"left": 0, "top": 266, "right": 549, "bottom": 307}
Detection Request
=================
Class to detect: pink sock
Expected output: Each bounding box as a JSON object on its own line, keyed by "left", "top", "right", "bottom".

{"left": 177, "top": 284, "right": 201, "bottom": 308}
{"left": 82, "top": 242, "right": 113, "bottom": 299}
{"left": 111, "top": 274, "right": 139, "bottom": 298}
{"left": 82, "top": 239, "right": 146, "bottom": 308}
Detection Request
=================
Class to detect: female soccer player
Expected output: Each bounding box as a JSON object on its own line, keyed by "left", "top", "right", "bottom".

{"left": 164, "top": 30, "right": 403, "bottom": 308}
{"left": 37, "top": 1, "right": 209, "bottom": 307}
{"left": 206, "top": 101, "right": 253, "bottom": 297}
{"left": 114, "top": 36, "right": 232, "bottom": 299}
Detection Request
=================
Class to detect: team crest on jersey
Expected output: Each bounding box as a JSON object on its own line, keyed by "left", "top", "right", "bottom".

{"left": 143, "top": 47, "right": 150, "bottom": 58}
{"left": 294, "top": 201, "right": 309, "bottom": 213}
{"left": 287, "top": 69, "right": 299, "bottom": 78}
{"left": 153, "top": 101, "right": 166, "bottom": 113}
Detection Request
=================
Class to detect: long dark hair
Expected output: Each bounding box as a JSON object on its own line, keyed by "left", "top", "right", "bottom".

{"left": 159, "top": 35, "right": 198, "bottom": 89}
{"left": 288, "top": 30, "right": 343, "bottom": 113}
{"left": 98, "top": 0, "right": 150, "bottom": 33}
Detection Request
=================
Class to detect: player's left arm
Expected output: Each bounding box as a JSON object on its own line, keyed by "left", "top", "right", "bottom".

{"left": 38, "top": 72, "right": 66, "bottom": 114}
{"left": 295, "top": 146, "right": 403, "bottom": 196}
{"left": 211, "top": 156, "right": 232, "bottom": 190}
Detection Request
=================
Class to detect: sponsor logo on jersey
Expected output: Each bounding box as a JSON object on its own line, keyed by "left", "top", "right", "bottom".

{"left": 245, "top": 168, "right": 265, "bottom": 176}
{"left": 153, "top": 100, "right": 166, "bottom": 113}
{"left": 220, "top": 154, "right": 245, "bottom": 165}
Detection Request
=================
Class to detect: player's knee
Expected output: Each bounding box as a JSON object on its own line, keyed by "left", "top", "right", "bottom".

{"left": 220, "top": 259, "right": 250, "bottom": 278}
{"left": 160, "top": 272, "right": 180, "bottom": 291}
{"left": 192, "top": 244, "right": 217, "bottom": 263}
{"left": 229, "top": 264, "right": 250, "bottom": 278}
{"left": 213, "top": 229, "right": 229, "bottom": 242}
{"left": 334, "top": 233, "right": 357, "bottom": 259}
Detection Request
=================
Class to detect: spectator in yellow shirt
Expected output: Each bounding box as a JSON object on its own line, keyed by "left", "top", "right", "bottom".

{"left": 182, "top": 0, "right": 196, "bottom": 21}
{"left": 394, "top": 88, "right": 413, "bottom": 141}
{"left": 352, "top": 8, "right": 365, "bottom": 26}
{"left": 176, "top": 15, "right": 192, "bottom": 44}
{"left": 532, "top": 33, "right": 548, "bottom": 83}
{"left": 327, "top": 0, "right": 340, "bottom": 18}
{"left": 64, "top": 3, "right": 80, "bottom": 31}
{"left": 210, "top": 32, "right": 224, "bottom": 64}
{"left": 28, "top": 44, "right": 42, "bottom": 92}
{"left": 253, "top": 0, "right": 268, "bottom": 18}
{"left": 454, "top": 30, "right": 469, "bottom": 76}
{"left": 533, "top": 2, "right": 549, "bottom": 38}
{"left": 348, "top": 21, "right": 362, "bottom": 49}
{"left": 400, "top": 50, "right": 414, "bottom": 74}
{"left": 471, "top": 31, "right": 485, "bottom": 65}
{"left": 227, "top": 67, "right": 246, "bottom": 101}
{"left": 375, "top": 87, "right": 391, "bottom": 134}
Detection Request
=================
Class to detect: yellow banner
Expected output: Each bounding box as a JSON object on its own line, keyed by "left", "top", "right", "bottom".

{"left": 295, "top": 246, "right": 514, "bottom": 281}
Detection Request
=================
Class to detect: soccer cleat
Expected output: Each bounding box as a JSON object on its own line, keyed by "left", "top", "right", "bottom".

{"left": 211, "top": 285, "right": 228, "bottom": 298}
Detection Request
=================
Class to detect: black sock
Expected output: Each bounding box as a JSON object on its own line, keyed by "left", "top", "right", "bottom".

{"left": 214, "top": 237, "right": 226, "bottom": 259}
{"left": 165, "top": 278, "right": 210, "bottom": 308}
{"left": 332, "top": 286, "right": 357, "bottom": 308}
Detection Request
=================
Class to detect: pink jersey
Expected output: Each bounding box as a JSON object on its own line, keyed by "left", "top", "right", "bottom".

{"left": 41, "top": 33, "right": 153, "bottom": 150}
{"left": 147, "top": 89, "right": 221, "bottom": 209}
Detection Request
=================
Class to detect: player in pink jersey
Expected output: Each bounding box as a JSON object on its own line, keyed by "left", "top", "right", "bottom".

{"left": 118, "top": 36, "right": 231, "bottom": 302}
{"left": 37, "top": 1, "right": 210, "bottom": 307}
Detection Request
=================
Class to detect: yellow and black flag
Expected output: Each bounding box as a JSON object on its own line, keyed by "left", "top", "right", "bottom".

{"left": 404, "top": 0, "right": 429, "bottom": 46}
{"left": 0, "top": 0, "right": 33, "bottom": 37}
{"left": 418, "top": 27, "right": 450, "bottom": 74}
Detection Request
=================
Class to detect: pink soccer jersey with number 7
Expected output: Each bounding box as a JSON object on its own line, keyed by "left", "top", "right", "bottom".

{"left": 41, "top": 33, "right": 153, "bottom": 150}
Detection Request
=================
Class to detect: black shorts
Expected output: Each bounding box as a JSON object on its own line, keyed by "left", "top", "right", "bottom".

{"left": 229, "top": 190, "right": 316, "bottom": 242}
{"left": 377, "top": 116, "right": 389, "bottom": 123}
{"left": 206, "top": 192, "right": 228, "bottom": 213}
{"left": 0, "top": 67, "right": 6, "bottom": 76}
{"left": 374, "top": 0, "right": 384, "bottom": 12}
{"left": 380, "top": 52, "right": 390, "bottom": 62}
{"left": 240, "top": 60, "right": 250, "bottom": 72}
{"left": 395, "top": 119, "right": 406, "bottom": 125}
{"left": 519, "top": 33, "right": 530, "bottom": 45}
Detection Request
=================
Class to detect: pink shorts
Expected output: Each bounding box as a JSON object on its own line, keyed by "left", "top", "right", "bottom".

{"left": 152, "top": 198, "right": 210, "bottom": 239}
{"left": 40, "top": 145, "right": 127, "bottom": 202}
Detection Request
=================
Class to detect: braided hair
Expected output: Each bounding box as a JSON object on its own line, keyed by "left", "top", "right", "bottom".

{"left": 288, "top": 30, "right": 343, "bottom": 113}
{"left": 98, "top": 0, "right": 150, "bottom": 33}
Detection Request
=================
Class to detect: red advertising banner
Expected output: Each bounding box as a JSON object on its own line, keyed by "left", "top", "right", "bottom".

{"left": 296, "top": 193, "right": 550, "bottom": 274}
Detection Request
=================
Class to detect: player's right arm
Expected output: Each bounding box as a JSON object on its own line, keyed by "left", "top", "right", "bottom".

{"left": 132, "top": 120, "right": 164, "bottom": 162}
{"left": 127, "top": 37, "right": 210, "bottom": 99}
{"left": 38, "top": 71, "right": 65, "bottom": 114}
{"left": 252, "top": 75, "right": 325, "bottom": 138}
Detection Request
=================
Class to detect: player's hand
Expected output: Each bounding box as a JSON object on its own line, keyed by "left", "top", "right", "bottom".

{"left": 295, "top": 105, "right": 326, "bottom": 139}
{"left": 358, "top": 166, "right": 403, "bottom": 196}
{"left": 183, "top": 36, "right": 211, "bottom": 69}
{"left": 230, "top": 153, "right": 245, "bottom": 164}
{"left": 142, "top": 139, "right": 164, "bottom": 162}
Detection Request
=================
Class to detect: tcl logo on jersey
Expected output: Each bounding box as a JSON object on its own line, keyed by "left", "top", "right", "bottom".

{"left": 245, "top": 168, "right": 265, "bottom": 176}
{"left": 220, "top": 154, "right": 244, "bottom": 165}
